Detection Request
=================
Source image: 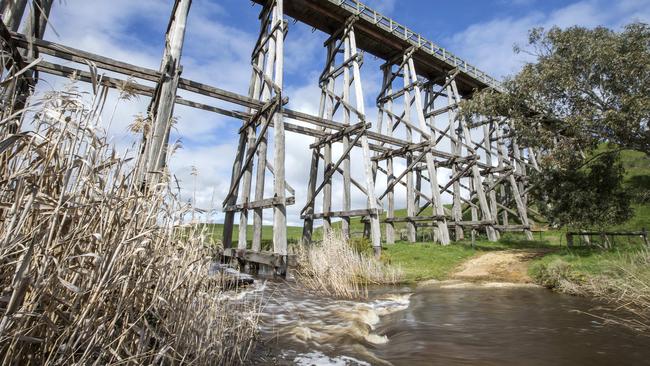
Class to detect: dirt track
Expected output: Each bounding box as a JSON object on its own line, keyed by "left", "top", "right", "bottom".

{"left": 452, "top": 249, "right": 551, "bottom": 283}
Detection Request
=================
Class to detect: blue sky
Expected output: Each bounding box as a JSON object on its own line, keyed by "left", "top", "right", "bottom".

{"left": 40, "top": 0, "right": 650, "bottom": 225}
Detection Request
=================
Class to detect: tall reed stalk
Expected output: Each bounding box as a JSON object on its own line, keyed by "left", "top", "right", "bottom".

{"left": 0, "top": 71, "right": 259, "bottom": 363}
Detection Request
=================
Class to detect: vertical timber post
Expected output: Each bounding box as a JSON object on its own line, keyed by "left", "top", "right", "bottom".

{"left": 484, "top": 121, "right": 500, "bottom": 239}
{"left": 0, "top": 0, "right": 28, "bottom": 32}
{"left": 450, "top": 80, "right": 497, "bottom": 241}
{"left": 403, "top": 59, "right": 416, "bottom": 243}
{"left": 407, "top": 56, "right": 449, "bottom": 245}
{"left": 272, "top": 0, "right": 287, "bottom": 256}
{"left": 349, "top": 27, "right": 381, "bottom": 255}
{"left": 223, "top": 0, "right": 288, "bottom": 262}
{"left": 301, "top": 44, "right": 332, "bottom": 245}
{"left": 378, "top": 64, "right": 395, "bottom": 244}
{"left": 23, "top": 0, "right": 53, "bottom": 41}
{"left": 322, "top": 43, "right": 335, "bottom": 239}
{"left": 302, "top": 18, "right": 380, "bottom": 254}
{"left": 496, "top": 122, "right": 534, "bottom": 240}
{"left": 341, "top": 33, "right": 352, "bottom": 240}
{"left": 142, "top": 0, "right": 191, "bottom": 188}
{"left": 251, "top": 4, "right": 279, "bottom": 251}
{"left": 447, "top": 80, "right": 464, "bottom": 241}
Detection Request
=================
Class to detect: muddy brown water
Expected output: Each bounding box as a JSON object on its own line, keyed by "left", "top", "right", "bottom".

{"left": 238, "top": 280, "right": 649, "bottom": 366}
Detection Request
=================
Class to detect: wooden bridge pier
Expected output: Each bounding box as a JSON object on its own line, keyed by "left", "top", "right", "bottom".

{"left": 222, "top": 0, "right": 290, "bottom": 271}
{"left": 300, "top": 15, "right": 382, "bottom": 255}
{"left": 139, "top": 0, "right": 191, "bottom": 189}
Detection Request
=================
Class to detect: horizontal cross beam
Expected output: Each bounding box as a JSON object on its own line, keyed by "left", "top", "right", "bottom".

{"left": 301, "top": 208, "right": 382, "bottom": 220}
{"left": 223, "top": 196, "right": 295, "bottom": 212}
{"left": 309, "top": 121, "right": 369, "bottom": 149}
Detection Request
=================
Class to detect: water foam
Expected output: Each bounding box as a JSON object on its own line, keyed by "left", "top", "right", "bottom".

{"left": 290, "top": 351, "right": 372, "bottom": 366}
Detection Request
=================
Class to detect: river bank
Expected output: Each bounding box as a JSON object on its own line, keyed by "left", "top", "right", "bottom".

{"left": 383, "top": 236, "right": 650, "bottom": 333}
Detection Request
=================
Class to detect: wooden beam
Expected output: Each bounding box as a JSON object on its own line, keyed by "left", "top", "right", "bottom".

{"left": 301, "top": 208, "right": 382, "bottom": 220}
{"left": 223, "top": 196, "right": 295, "bottom": 212}
{"left": 384, "top": 216, "right": 447, "bottom": 223}
{"left": 142, "top": 0, "right": 191, "bottom": 186}
{"left": 309, "top": 121, "right": 368, "bottom": 149}
{"left": 1, "top": 0, "right": 28, "bottom": 32}
{"left": 222, "top": 248, "right": 296, "bottom": 269}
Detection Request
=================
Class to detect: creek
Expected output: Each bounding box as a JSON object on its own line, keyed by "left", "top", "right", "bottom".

{"left": 236, "top": 279, "right": 649, "bottom": 365}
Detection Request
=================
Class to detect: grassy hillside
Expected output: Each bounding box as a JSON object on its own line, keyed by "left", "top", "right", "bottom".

{"left": 611, "top": 149, "right": 650, "bottom": 230}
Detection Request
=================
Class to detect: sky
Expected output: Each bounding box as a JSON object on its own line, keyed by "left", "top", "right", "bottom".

{"left": 36, "top": 0, "right": 650, "bottom": 226}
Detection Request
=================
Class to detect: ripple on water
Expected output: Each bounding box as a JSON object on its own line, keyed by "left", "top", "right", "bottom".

{"left": 256, "top": 282, "right": 413, "bottom": 365}
{"left": 288, "top": 350, "right": 371, "bottom": 366}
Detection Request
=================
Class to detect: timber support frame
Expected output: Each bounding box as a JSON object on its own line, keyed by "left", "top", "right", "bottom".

{"left": 0, "top": 0, "right": 541, "bottom": 276}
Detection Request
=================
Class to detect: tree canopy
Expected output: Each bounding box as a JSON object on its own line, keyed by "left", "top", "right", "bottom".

{"left": 462, "top": 23, "right": 649, "bottom": 228}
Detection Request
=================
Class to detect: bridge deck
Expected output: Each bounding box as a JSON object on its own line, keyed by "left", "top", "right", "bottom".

{"left": 252, "top": 0, "right": 502, "bottom": 95}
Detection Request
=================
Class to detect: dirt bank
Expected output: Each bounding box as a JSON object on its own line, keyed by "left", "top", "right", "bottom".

{"left": 452, "top": 249, "right": 552, "bottom": 283}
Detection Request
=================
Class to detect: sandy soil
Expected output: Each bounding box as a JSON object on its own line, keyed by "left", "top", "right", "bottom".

{"left": 452, "top": 249, "right": 551, "bottom": 283}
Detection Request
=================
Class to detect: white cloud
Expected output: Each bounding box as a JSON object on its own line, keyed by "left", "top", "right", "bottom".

{"left": 448, "top": 0, "right": 650, "bottom": 79}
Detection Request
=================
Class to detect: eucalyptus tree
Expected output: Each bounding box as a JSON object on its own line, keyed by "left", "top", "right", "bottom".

{"left": 462, "top": 23, "right": 649, "bottom": 227}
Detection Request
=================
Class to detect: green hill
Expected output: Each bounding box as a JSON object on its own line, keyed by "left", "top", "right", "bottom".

{"left": 612, "top": 149, "right": 650, "bottom": 230}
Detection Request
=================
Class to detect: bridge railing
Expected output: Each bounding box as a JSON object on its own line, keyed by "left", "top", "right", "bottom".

{"left": 331, "top": 0, "right": 504, "bottom": 91}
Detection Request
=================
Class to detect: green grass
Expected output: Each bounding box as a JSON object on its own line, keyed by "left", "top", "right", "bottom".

{"left": 198, "top": 223, "right": 304, "bottom": 249}
{"left": 382, "top": 242, "right": 477, "bottom": 282}
{"left": 529, "top": 244, "right": 645, "bottom": 280}
{"left": 382, "top": 234, "right": 561, "bottom": 283}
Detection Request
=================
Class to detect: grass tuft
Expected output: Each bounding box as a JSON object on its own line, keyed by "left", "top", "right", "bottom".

{"left": 294, "top": 232, "right": 403, "bottom": 299}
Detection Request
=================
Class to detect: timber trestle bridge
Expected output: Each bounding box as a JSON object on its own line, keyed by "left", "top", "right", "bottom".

{"left": 0, "top": 0, "right": 539, "bottom": 274}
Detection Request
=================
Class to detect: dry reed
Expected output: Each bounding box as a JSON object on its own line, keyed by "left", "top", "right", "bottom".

{"left": 536, "top": 250, "right": 650, "bottom": 333}
{"left": 582, "top": 249, "right": 650, "bottom": 333}
{"left": 294, "top": 232, "right": 403, "bottom": 299}
{"left": 0, "top": 72, "right": 259, "bottom": 363}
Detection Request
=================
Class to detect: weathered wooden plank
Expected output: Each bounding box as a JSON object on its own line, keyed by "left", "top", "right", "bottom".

{"left": 450, "top": 79, "right": 497, "bottom": 241}
{"left": 223, "top": 196, "right": 295, "bottom": 212}
{"left": 448, "top": 87, "right": 464, "bottom": 240}
{"left": 252, "top": 8, "right": 276, "bottom": 252}
{"left": 142, "top": 0, "right": 191, "bottom": 188}
{"left": 384, "top": 216, "right": 447, "bottom": 223}
{"left": 379, "top": 65, "right": 396, "bottom": 244}
{"left": 222, "top": 248, "right": 296, "bottom": 269}
{"left": 349, "top": 27, "right": 381, "bottom": 255}
{"left": 271, "top": 0, "right": 287, "bottom": 256}
{"left": 309, "top": 121, "right": 369, "bottom": 149}
{"left": 495, "top": 125, "right": 533, "bottom": 240}
{"left": 301, "top": 208, "right": 383, "bottom": 220}
{"left": 1, "top": 0, "right": 28, "bottom": 32}
{"left": 407, "top": 56, "right": 450, "bottom": 244}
